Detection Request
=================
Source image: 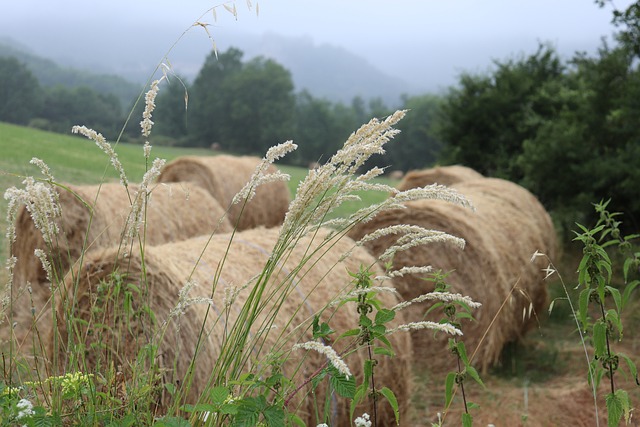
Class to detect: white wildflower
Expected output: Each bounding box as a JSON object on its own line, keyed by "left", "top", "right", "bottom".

{"left": 72, "top": 125, "right": 128, "bottom": 186}
{"left": 392, "top": 291, "right": 482, "bottom": 312}
{"left": 354, "top": 413, "right": 372, "bottom": 427}
{"left": 169, "top": 280, "right": 213, "bottom": 319}
{"left": 16, "top": 398, "right": 34, "bottom": 419}
{"left": 388, "top": 321, "right": 463, "bottom": 336}
{"left": 293, "top": 341, "right": 352, "bottom": 379}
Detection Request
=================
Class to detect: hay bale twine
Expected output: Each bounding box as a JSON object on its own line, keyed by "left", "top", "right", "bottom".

{"left": 157, "top": 155, "right": 291, "bottom": 230}
{"left": 348, "top": 177, "right": 556, "bottom": 373}
{"left": 8, "top": 182, "right": 231, "bottom": 348}
{"left": 396, "top": 165, "right": 483, "bottom": 191}
{"left": 51, "top": 227, "right": 412, "bottom": 426}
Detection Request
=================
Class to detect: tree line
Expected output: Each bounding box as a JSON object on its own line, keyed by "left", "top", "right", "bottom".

{"left": 1, "top": 2, "right": 639, "bottom": 232}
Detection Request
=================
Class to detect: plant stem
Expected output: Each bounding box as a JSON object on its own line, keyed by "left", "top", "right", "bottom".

{"left": 367, "top": 344, "right": 378, "bottom": 426}
{"left": 599, "top": 301, "right": 615, "bottom": 395}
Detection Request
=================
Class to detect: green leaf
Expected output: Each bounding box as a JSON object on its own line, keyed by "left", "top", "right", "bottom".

{"left": 379, "top": 387, "right": 400, "bottom": 425}
{"left": 456, "top": 341, "right": 470, "bottom": 366}
{"left": 605, "top": 309, "right": 622, "bottom": 338}
{"left": 152, "top": 417, "right": 191, "bottom": 427}
{"left": 373, "top": 346, "right": 396, "bottom": 357}
{"left": 263, "top": 406, "right": 286, "bottom": 427}
{"left": 618, "top": 353, "right": 639, "bottom": 385}
{"left": 375, "top": 308, "right": 396, "bottom": 324}
{"left": 593, "top": 320, "right": 607, "bottom": 358}
{"left": 606, "top": 392, "right": 623, "bottom": 427}
{"left": 465, "top": 365, "right": 486, "bottom": 389}
{"left": 455, "top": 311, "right": 475, "bottom": 321}
{"left": 330, "top": 370, "right": 356, "bottom": 398}
{"left": 605, "top": 286, "right": 622, "bottom": 312}
{"left": 210, "top": 386, "right": 230, "bottom": 406}
{"left": 288, "top": 413, "right": 306, "bottom": 427}
{"left": 338, "top": 328, "right": 361, "bottom": 340}
{"left": 444, "top": 372, "right": 456, "bottom": 408}
{"left": 462, "top": 412, "right": 473, "bottom": 427}
{"left": 622, "top": 280, "right": 640, "bottom": 310}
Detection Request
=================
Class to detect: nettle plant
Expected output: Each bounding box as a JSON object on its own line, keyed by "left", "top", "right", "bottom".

{"left": 572, "top": 200, "right": 640, "bottom": 426}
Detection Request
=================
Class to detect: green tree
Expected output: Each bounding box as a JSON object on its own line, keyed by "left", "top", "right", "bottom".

{"left": 41, "top": 85, "right": 122, "bottom": 139}
{"left": 189, "top": 47, "right": 244, "bottom": 148}
{"left": 518, "top": 41, "right": 640, "bottom": 232}
{"left": 291, "top": 90, "right": 344, "bottom": 166}
{"left": 217, "top": 56, "right": 295, "bottom": 155}
{"left": 154, "top": 75, "right": 190, "bottom": 141}
{"left": 438, "top": 44, "right": 564, "bottom": 179}
{"left": 390, "top": 94, "right": 444, "bottom": 172}
{"left": 0, "top": 56, "right": 43, "bottom": 125}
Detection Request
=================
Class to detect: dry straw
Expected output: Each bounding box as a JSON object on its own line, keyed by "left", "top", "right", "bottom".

{"left": 8, "top": 182, "right": 231, "bottom": 347}
{"left": 349, "top": 177, "right": 557, "bottom": 372}
{"left": 51, "top": 227, "right": 412, "bottom": 426}
{"left": 396, "top": 165, "right": 484, "bottom": 192}
{"left": 157, "top": 155, "right": 291, "bottom": 230}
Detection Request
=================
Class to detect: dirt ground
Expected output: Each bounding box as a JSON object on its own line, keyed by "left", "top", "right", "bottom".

{"left": 405, "top": 255, "right": 640, "bottom": 427}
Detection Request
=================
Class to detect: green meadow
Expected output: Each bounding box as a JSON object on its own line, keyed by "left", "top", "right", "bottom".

{"left": 0, "top": 121, "right": 394, "bottom": 274}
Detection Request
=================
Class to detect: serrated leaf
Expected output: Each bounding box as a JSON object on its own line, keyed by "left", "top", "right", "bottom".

{"left": 606, "top": 392, "right": 623, "bottom": 427}
{"left": 605, "top": 309, "right": 622, "bottom": 338}
{"left": 462, "top": 412, "right": 473, "bottom": 427}
{"left": 330, "top": 370, "right": 356, "bottom": 398}
{"left": 380, "top": 387, "right": 400, "bottom": 425}
{"left": 210, "top": 386, "right": 230, "bottom": 406}
{"left": 263, "top": 406, "right": 286, "bottom": 427}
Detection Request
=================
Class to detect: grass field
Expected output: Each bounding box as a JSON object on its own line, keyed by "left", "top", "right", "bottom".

{"left": 0, "top": 121, "right": 394, "bottom": 279}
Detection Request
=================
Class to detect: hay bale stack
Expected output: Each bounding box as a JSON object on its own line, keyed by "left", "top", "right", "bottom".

{"left": 348, "top": 177, "right": 556, "bottom": 372}
{"left": 51, "top": 227, "right": 413, "bottom": 426}
{"left": 396, "top": 165, "right": 483, "bottom": 191}
{"left": 8, "top": 182, "right": 231, "bottom": 347}
{"left": 157, "top": 155, "right": 291, "bottom": 230}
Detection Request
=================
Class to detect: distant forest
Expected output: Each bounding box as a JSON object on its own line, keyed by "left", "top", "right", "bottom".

{"left": 2, "top": 4, "right": 640, "bottom": 232}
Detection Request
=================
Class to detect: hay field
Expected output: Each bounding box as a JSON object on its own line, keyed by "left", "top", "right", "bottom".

{"left": 2, "top": 123, "right": 639, "bottom": 425}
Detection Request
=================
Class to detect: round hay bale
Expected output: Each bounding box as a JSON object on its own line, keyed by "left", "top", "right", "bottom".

{"left": 8, "top": 182, "right": 231, "bottom": 349}
{"left": 51, "top": 227, "right": 413, "bottom": 426}
{"left": 157, "top": 155, "right": 291, "bottom": 230}
{"left": 396, "top": 165, "right": 483, "bottom": 191}
{"left": 348, "top": 177, "right": 557, "bottom": 373}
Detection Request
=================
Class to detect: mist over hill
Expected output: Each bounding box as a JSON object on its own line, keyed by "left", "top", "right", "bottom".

{"left": 0, "top": 22, "right": 423, "bottom": 107}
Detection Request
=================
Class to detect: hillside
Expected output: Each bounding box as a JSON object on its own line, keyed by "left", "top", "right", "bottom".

{"left": 0, "top": 38, "right": 143, "bottom": 108}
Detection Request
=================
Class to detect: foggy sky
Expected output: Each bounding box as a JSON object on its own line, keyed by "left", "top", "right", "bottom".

{"left": 0, "top": 0, "right": 631, "bottom": 91}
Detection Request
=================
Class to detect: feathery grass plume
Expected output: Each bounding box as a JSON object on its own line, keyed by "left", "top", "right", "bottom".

{"left": 140, "top": 77, "right": 164, "bottom": 138}
{"left": 231, "top": 141, "right": 296, "bottom": 205}
{"left": 4, "top": 178, "right": 60, "bottom": 246}
{"left": 392, "top": 291, "right": 482, "bottom": 312}
{"left": 71, "top": 125, "right": 128, "bottom": 187}
{"left": 293, "top": 341, "right": 353, "bottom": 379}
{"left": 282, "top": 111, "right": 408, "bottom": 237}
{"left": 29, "top": 157, "right": 56, "bottom": 183}
{"left": 389, "top": 321, "right": 463, "bottom": 336}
